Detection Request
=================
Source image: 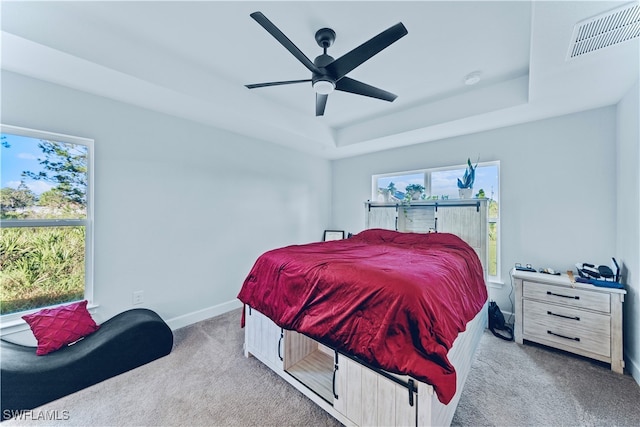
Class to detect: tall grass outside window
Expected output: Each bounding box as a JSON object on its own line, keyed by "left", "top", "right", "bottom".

{"left": 1, "top": 125, "right": 93, "bottom": 317}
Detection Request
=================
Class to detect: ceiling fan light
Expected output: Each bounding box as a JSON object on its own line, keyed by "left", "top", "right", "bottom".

{"left": 313, "top": 80, "right": 335, "bottom": 95}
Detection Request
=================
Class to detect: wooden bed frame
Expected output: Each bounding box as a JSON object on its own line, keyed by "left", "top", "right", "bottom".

{"left": 243, "top": 199, "right": 488, "bottom": 426}
{"left": 244, "top": 301, "right": 486, "bottom": 426}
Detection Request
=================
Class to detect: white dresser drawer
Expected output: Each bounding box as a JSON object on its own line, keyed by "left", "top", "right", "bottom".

{"left": 523, "top": 299, "right": 611, "bottom": 357}
{"left": 523, "top": 281, "right": 610, "bottom": 313}
{"left": 514, "top": 270, "right": 625, "bottom": 373}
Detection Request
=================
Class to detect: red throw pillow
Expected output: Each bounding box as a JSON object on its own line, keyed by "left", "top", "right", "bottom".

{"left": 22, "top": 300, "right": 100, "bottom": 355}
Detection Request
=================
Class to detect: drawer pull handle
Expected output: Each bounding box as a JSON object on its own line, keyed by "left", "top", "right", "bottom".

{"left": 408, "top": 379, "right": 415, "bottom": 407}
{"left": 332, "top": 351, "right": 339, "bottom": 399}
{"left": 547, "top": 330, "right": 580, "bottom": 342}
{"left": 332, "top": 364, "right": 339, "bottom": 399}
{"left": 547, "top": 291, "right": 579, "bottom": 300}
{"left": 547, "top": 311, "right": 580, "bottom": 321}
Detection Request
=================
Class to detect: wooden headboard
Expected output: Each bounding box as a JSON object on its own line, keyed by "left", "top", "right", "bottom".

{"left": 364, "top": 199, "right": 489, "bottom": 274}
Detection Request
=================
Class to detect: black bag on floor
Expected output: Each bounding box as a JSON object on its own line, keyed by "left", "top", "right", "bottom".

{"left": 488, "top": 301, "right": 514, "bottom": 341}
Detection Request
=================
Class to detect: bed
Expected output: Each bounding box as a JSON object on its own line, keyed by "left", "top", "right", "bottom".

{"left": 238, "top": 201, "right": 488, "bottom": 426}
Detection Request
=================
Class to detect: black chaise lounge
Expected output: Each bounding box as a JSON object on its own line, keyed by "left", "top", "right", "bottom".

{"left": 1, "top": 308, "right": 173, "bottom": 419}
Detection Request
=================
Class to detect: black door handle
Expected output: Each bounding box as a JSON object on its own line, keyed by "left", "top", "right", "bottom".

{"left": 332, "top": 351, "right": 339, "bottom": 399}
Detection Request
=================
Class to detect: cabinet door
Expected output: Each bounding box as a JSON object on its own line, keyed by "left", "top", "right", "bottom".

{"left": 245, "top": 306, "right": 284, "bottom": 371}
{"left": 436, "top": 203, "right": 487, "bottom": 271}
{"left": 366, "top": 206, "right": 397, "bottom": 230}
{"left": 334, "top": 354, "right": 416, "bottom": 426}
{"left": 398, "top": 205, "right": 436, "bottom": 233}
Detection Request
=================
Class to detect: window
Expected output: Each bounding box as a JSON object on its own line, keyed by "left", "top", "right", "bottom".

{"left": 1, "top": 125, "right": 93, "bottom": 318}
{"left": 372, "top": 161, "right": 501, "bottom": 280}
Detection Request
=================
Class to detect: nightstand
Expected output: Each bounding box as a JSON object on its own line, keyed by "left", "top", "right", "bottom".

{"left": 512, "top": 269, "right": 626, "bottom": 373}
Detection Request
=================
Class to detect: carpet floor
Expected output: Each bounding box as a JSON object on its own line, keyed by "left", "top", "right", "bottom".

{"left": 4, "top": 308, "right": 640, "bottom": 426}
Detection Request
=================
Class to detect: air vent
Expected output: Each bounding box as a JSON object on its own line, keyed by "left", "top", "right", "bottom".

{"left": 567, "top": 2, "right": 640, "bottom": 60}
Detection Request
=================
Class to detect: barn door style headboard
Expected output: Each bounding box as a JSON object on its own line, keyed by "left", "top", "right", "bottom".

{"left": 364, "top": 199, "right": 488, "bottom": 274}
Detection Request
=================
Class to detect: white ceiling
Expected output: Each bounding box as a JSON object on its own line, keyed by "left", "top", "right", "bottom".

{"left": 1, "top": 1, "right": 638, "bottom": 159}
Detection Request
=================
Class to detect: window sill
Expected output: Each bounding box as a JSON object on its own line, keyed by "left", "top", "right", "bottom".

{"left": 487, "top": 280, "right": 504, "bottom": 289}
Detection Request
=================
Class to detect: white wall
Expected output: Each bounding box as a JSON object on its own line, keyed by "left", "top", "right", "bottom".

{"left": 332, "top": 107, "right": 618, "bottom": 315}
{"left": 1, "top": 71, "right": 332, "bottom": 331}
{"left": 4, "top": 69, "right": 637, "bottom": 385}
{"left": 616, "top": 80, "right": 640, "bottom": 384}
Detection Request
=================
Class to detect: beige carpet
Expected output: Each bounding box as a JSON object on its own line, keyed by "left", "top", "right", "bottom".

{"left": 451, "top": 328, "right": 640, "bottom": 426}
{"left": 4, "top": 308, "right": 640, "bottom": 426}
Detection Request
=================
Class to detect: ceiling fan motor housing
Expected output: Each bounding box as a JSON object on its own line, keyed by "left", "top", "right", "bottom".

{"left": 313, "top": 53, "right": 336, "bottom": 88}
{"left": 315, "top": 28, "right": 336, "bottom": 49}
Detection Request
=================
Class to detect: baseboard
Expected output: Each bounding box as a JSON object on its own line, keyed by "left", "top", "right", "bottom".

{"left": 625, "top": 351, "right": 640, "bottom": 387}
{"left": 501, "top": 309, "right": 515, "bottom": 325}
{"left": 165, "top": 299, "right": 243, "bottom": 331}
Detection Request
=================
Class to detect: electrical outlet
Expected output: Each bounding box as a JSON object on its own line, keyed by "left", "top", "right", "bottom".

{"left": 132, "top": 290, "right": 144, "bottom": 305}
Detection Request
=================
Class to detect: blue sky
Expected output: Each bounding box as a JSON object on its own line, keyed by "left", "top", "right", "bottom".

{"left": 1, "top": 133, "right": 53, "bottom": 195}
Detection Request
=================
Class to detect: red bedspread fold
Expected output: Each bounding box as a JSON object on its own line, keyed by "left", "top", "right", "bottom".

{"left": 237, "top": 229, "right": 487, "bottom": 404}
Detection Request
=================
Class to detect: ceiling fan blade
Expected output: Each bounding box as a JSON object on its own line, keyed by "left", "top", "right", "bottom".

{"left": 316, "top": 93, "right": 328, "bottom": 116}
{"left": 335, "top": 77, "right": 397, "bottom": 102}
{"left": 250, "top": 12, "right": 321, "bottom": 75}
{"left": 325, "top": 22, "right": 408, "bottom": 80}
{"left": 245, "top": 79, "right": 311, "bottom": 89}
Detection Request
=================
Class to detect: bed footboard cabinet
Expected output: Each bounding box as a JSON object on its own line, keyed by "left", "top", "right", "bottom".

{"left": 334, "top": 353, "right": 417, "bottom": 426}
{"left": 245, "top": 305, "right": 417, "bottom": 425}
{"left": 244, "top": 303, "right": 487, "bottom": 426}
{"left": 244, "top": 307, "right": 284, "bottom": 373}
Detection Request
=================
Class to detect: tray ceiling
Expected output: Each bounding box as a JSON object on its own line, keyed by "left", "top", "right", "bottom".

{"left": 1, "top": 1, "right": 638, "bottom": 158}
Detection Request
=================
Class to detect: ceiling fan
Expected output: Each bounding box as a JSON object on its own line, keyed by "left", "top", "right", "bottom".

{"left": 245, "top": 12, "right": 408, "bottom": 116}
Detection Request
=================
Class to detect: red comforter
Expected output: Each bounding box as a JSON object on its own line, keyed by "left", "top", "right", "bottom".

{"left": 237, "top": 229, "right": 487, "bottom": 404}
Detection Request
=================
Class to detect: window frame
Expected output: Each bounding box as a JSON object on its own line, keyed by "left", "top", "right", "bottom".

{"left": 372, "top": 161, "right": 501, "bottom": 282}
{"left": 0, "top": 124, "right": 94, "bottom": 325}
